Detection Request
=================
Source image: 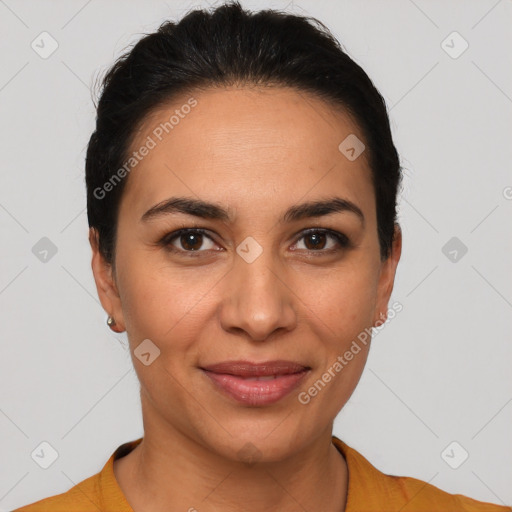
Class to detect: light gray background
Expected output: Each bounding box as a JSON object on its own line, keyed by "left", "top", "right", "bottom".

{"left": 1, "top": 0, "right": 511, "bottom": 509}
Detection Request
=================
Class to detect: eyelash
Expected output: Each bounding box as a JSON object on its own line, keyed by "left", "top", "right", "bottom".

{"left": 158, "top": 227, "right": 351, "bottom": 256}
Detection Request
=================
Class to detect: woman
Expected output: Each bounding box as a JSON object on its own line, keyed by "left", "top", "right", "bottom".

{"left": 15, "top": 2, "right": 511, "bottom": 511}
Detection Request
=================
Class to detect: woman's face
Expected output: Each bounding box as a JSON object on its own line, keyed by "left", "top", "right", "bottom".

{"left": 92, "top": 86, "right": 401, "bottom": 461}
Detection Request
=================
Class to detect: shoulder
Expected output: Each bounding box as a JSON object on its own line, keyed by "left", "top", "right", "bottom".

{"left": 389, "top": 473, "right": 510, "bottom": 511}
{"left": 12, "top": 471, "right": 102, "bottom": 512}
{"left": 332, "top": 436, "right": 511, "bottom": 512}
{"left": 12, "top": 438, "right": 142, "bottom": 512}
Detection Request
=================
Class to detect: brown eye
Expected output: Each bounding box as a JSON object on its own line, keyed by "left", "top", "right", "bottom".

{"left": 293, "top": 229, "right": 349, "bottom": 252}
{"left": 161, "top": 228, "right": 218, "bottom": 253}
{"left": 303, "top": 232, "right": 327, "bottom": 250}
{"left": 179, "top": 232, "right": 205, "bottom": 251}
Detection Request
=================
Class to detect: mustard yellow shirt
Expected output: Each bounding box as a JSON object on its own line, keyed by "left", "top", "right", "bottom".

{"left": 14, "top": 436, "right": 511, "bottom": 511}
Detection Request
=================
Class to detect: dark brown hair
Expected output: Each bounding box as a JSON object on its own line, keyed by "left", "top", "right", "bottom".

{"left": 86, "top": 1, "right": 401, "bottom": 264}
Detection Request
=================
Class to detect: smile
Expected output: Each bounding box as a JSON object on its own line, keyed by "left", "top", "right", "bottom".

{"left": 200, "top": 360, "right": 311, "bottom": 406}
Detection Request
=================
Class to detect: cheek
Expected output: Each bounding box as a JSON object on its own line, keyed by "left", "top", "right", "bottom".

{"left": 302, "top": 260, "right": 379, "bottom": 340}
{"left": 299, "top": 264, "right": 379, "bottom": 407}
{"left": 117, "top": 251, "right": 223, "bottom": 347}
{"left": 116, "top": 223, "right": 381, "bottom": 347}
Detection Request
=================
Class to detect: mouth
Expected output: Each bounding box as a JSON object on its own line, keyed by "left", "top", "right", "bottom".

{"left": 200, "top": 360, "right": 311, "bottom": 406}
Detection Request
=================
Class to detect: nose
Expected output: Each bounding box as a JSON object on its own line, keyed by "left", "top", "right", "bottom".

{"left": 218, "top": 248, "right": 298, "bottom": 342}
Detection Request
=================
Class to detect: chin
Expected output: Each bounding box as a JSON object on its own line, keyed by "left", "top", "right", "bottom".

{"left": 196, "top": 414, "right": 318, "bottom": 465}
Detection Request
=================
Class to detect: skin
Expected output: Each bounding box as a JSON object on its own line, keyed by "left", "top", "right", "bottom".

{"left": 90, "top": 85, "right": 402, "bottom": 512}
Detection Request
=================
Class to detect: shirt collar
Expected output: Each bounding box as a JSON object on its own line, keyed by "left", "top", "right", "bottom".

{"left": 100, "top": 435, "right": 396, "bottom": 510}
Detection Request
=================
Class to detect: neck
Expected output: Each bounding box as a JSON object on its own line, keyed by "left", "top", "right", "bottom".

{"left": 114, "top": 407, "right": 348, "bottom": 512}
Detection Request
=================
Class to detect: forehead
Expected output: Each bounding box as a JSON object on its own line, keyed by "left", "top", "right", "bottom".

{"left": 121, "top": 86, "right": 374, "bottom": 221}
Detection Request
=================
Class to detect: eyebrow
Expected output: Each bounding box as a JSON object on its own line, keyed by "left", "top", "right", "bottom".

{"left": 140, "top": 196, "right": 365, "bottom": 226}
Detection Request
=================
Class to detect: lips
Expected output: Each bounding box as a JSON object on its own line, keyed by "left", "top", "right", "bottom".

{"left": 200, "top": 360, "right": 310, "bottom": 406}
{"left": 202, "top": 360, "right": 308, "bottom": 377}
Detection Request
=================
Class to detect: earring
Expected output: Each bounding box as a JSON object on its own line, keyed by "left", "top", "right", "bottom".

{"left": 107, "top": 315, "right": 116, "bottom": 329}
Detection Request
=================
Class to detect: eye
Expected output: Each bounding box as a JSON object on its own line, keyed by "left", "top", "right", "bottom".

{"left": 292, "top": 228, "right": 350, "bottom": 252}
{"left": 159, "top": 227, "right": 351, "bottom": 256}
{"left": 160, "top": 228, "right": 220, "bottom": 254}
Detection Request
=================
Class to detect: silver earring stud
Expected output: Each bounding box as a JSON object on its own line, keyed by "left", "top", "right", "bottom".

{"left": 107, "top": 315, "right": 116, "bottom": 327}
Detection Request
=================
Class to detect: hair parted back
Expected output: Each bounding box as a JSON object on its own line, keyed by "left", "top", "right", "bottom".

{"left": 86, "top": 0, "right": 401, "bottom": 265}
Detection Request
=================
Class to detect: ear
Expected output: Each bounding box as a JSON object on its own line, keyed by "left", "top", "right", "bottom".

{"left": 89, "top": 227, "right": 125, "bottom": 333}
{"left": 373, "top": 224, "right": 402, "bottom": 325}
